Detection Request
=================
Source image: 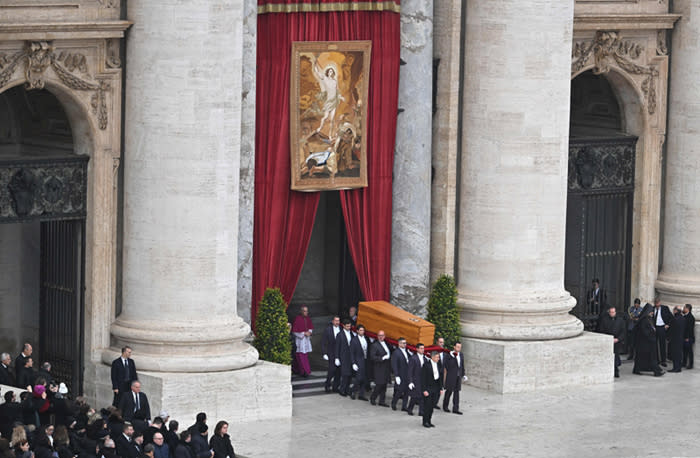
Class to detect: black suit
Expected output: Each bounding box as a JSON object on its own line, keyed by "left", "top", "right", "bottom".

{"left": 684, "top": 312, "right": 695, "bottom": 369}
{"left": 406, "top": 353, "right": 426, "bottom": 415}
{"left": 334, "top": 329, "right": 354, "bottom": 395}
{"left": 390, "top": 348, "right": 410, "bottom": 411}
{"left": 443, "top": 352, "right": 465, "bottom": 411}
{"left": 14, "top": 353, "right": 28, "bottom": 388}
{"left": 668, "top": 313, "right": 686, "bottom": 372}
{"left": 0, "top": 363, "right": 14, "bottom": 386}
{"left": 369, "top": 340, "right": 391, "bottom": 404}
{"left": 321, "top": 325, "right": 341, "bottom": 392}
{"left": 111, "top": 357, "right": 138, "bottom": 406}
{"left": 0, "top": 401, "right": 20, "bottom": 439}
{"left": 588, "top": 287, "right": 607, "bottom": 330}
{"left": 599, "top": 314, "right": 626, "bottom": 376}
{"left": 653, "top": 305, "right": 673, "bottom": 364}
{"left": 420, "top": 359, "right": 443, "bottom": 426}
{"left": 115, "top": 434, "right": 139, "bottom": 458}
{"left": 349, "top": 334, "right": 369, "bottom": 397}
{"left": 118, "top": 390, "right": 151, "bottom": 424}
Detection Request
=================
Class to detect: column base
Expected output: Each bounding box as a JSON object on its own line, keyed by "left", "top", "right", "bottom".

{"left": 463, "top": 332, "right": 613, "bottom": 393}
{"left": 87, "top": 359, "right": 292, "bottom": 422}
{"left": 655, "top": 273, "right": 700, "bottom": 308}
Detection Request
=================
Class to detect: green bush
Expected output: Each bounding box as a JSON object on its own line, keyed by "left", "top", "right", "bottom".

{"left": 426, "top": 274, "right": 461, "bottom": 348}
{"left": 253, "top": 287, "right": 292, "bottom": 365}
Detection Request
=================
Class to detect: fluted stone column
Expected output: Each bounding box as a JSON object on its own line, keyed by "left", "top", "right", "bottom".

{"left": 101, "top": 0, "right": 290, "bottom": 421}
{"left": 391, "top": 0, "right": 433, "bottom": 314}
{"left": 656, "top": 0, "right": 700, "bottom": 310}
{"left": 457, "top": 0, "right": 610, "bottom": 392}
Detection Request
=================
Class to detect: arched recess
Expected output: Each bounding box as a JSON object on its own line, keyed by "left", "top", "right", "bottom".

{"left": 569, "top": 62, "right": 664, "bottom": 318}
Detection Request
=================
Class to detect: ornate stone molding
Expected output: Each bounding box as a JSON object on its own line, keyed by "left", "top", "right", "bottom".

{"left": 572, "top": 31, "right": 658, "bottom": 114}
{"left": 657, "top": 30, "right": 668, "bottom": 56}
{"left": 574, "top": 14, "right": 680, "bottom": 31}
{"left": 97, "top": 0, "right": 119, "bottom": 7}
{"left": 106, "top": 38, "right": 121, "bottom": 69}
{"left": 0, "top": 40, "right": 111, "bottom": 129}
{"left": 0, "top": 21, "right": 131, "bottom": 40}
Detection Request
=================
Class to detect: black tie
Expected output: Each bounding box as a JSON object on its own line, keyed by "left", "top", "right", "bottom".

{"left": 135, "top": 393, "right": 140, "bottom": 412}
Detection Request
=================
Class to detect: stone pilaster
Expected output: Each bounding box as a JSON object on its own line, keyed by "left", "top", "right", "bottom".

{"left": 391, "top": 0, "right": 433, "bottom": 315}
{"left": 457, "top": 0, "right": 610, "bottom": 391}
{"left": 656, "top": 0, "right": 700, "bottom": 310}
{"left": 103, "top": 0, "right": 290, "bottom": 421}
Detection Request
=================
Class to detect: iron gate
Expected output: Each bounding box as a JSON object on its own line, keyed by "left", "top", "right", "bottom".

{"left": 565, "top": 137, "right": 636, "bottom": 330}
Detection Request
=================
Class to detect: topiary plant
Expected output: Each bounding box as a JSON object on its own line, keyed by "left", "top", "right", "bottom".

{"left": 426, "top": 274, "right": 461, "bottom": 348}
{"left": 253, "top": 287, "right": 292, "bottom": 365}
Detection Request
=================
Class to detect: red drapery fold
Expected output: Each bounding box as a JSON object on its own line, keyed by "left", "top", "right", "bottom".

{"left": 254, "top": 1, "right": 400, "bottom": 329}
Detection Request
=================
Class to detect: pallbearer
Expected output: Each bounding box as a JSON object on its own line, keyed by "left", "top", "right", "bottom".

{"left": 442, "top": 342, "right": 466, "bottom": 414}
{"left": 421, "top": 351, "right": 444, "bottom": 428}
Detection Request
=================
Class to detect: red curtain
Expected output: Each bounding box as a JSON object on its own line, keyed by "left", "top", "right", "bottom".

{"left": 253, "top": 1, "right": 400, "bottom": 329}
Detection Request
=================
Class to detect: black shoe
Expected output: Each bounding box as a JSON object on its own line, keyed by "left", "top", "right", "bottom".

{"left": 670, "top": 369, "right": 681, "bottom": 373}
{"left": 633, "top": 370, "right": 641, "bottom": 375}
{"left": 324, "top": 386, "right": 331, "bottom": 393}
{"left": 358, "top": 396, "right": 369, "bottom": 401}
{"left": 626, "top": 356, "right": 634, "bottom": 360}
{"left": 614, "top": 373, "right": 619, "bottom": 378}
{"left": 423, "top": 423, "right": 431, "bottom": 428}
{"left": 378, "top": 402, "right": 390, "bottom": 408}
{"left": 350, "top": 391, "right": 356, "bottom": 400}
{"left": 370, "top": 399, "right": 376, "bottom": 405}
{"left": 401, "top": 407, "right": 409, "bottom": 412}
{"left": 688, "top": 366, "right": 693, "bottom": 370}
{"left": 452, "top": 410, "right": 463, "bottom": 415}
{"left": 339, "top": 392, "right": 347, "bottom": 397}
{"left": 654, "top": 370, "right": 665, "bottom": 377}
{"left": 428, "top": 423, "right": 435, "bottom": 427}
{"left": 660, "top": 362, "right": 667, "bottom": 367}
{"left": 443, "top": 407, "right": 450, "bottom": 413}
{"left": 406, "top": 410, "right": 414, "bottom": 416}
{"left": 391, "top": 404, "right": 397, "bottom": 411}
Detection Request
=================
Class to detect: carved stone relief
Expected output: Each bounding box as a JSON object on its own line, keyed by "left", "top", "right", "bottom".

{"left": 0, "top": 40, "right": 111, "bottom": 129}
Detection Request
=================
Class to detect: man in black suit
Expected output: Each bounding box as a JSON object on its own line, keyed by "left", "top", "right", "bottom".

{"left": 111, "top": 346, "right": 138, "bottom": 407}
{"left": 18, "top": 357, "right": 35, "bottom": 390}
{"left": 321, "top": 316, "right": 341, "bottom": 393}
{"left": 347, "top": 306, "right": 358, "bottom": 327}
{"left": 433, "top": 337, "right": 446, "bottom": 408}
{"left": 369, "top": 330, "right": 391, "bottom": 407}
{"left": 599, "top": 306, "right": 626, "bottom": 378}
{"left": 37, "top": 362, "right": 55, "bottom": 386}
{"left": 118, "top": 380, "right": 151, "bottom": 427}
{"left": 443, "top": 342, "right": 467, "bottom": 413}
{"left": 421, "top": 351, "right": 444, "bottom": 428}
{"left": 334, "top": 319, "right": 354, "bottom": 396}
{"left": 683, "top": 304, "right": 695, "bottom": 369}
{"left": 116, "top": 422, "right": 139, "bottom": 458}
{"left": 349, "top": 324, "right": 370, "bottom": 401}
{"left": 653, "top": 298, "right": 673, "bottom": 366}
{"left": 0, "top": 353, "right": 14, "bottom": 386}
{"left": 14, "top": 342, "right": 32, "bottom": 388}
{"left": 406, "top": 343, "right": 426, "bottom": 416}
{"left": 588, "top": 279, "right": 607, "bottom": 331}
{"left": 668, "top": 307, "right": 686, "bottom": 373}
{"left": 390, "top": 337, "right": 410, "bottom": 411}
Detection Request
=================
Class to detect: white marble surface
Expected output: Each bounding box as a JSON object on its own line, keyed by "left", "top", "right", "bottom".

{"left": 233, "top": 361, "right": 699, "bottom": 457}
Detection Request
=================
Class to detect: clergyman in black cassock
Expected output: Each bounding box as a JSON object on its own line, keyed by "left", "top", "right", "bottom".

{"left": 633, "top": 304, "right": 664, "bottom": 377}
{"left": 683, "top": 304, "right": 695, "bottom": 369}
{"left": 421, "top": 351, "right": 444, "bottom": 428}
{"left": 443, "top": 342, "right": 466, "bottom": 413}
{"left": 598, "top": 306, "right": 626, "bottom": 378}
{"left": 369, "top": 331, "right": 391, "bottom": 406}
{"left": 390, "top": 338, "right": 410, "bottom": 411}
{"left": 668, "top": 308, "right": 686, "bottom": 372}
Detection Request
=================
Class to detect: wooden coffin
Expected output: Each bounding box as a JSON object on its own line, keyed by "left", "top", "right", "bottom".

{"left": 357, "top": 300, "right": 435, "bottom": 345}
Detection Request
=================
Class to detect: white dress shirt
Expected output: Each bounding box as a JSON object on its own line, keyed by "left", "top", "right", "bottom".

{"left": 431, "top": 360, "right": 439, "bottom": 380}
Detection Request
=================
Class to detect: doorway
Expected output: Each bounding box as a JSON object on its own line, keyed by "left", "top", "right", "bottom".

{"left": 566, "top": 71, "right": 636, "bottom": 330}
{"left": 0, "top": 86, "right": 87, "bottom": 393}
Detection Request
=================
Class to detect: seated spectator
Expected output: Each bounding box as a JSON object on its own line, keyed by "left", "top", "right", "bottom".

{"left": 53, "top": 426, "right": 72, "bottom": 458}
{"left": 32, "top": 425, "right": 54, "bottom": 458}
{"left": 10, "top": 426, "right": 26, "bottom": 449}
{"left": 209, "top": 422, "right": 235, "bottom": 458}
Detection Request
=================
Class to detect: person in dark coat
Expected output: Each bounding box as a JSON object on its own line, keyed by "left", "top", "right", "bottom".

{"left": 115, "top": 423, "right": 138, "bottom": 458}
{"left": 36, "top": 362, "right": 55, "bottom": 387}
{"left": 190, "top": 424, "right": 212, "bottom": 458}
{"left": 152, "top": 432, "right": 170, "bottom": 458}
{"left": 187, "top": 413, "right": 207, "bottom": 443}
{"left": 17, "top": 358, "right": 36, "bottom": 391}
{"left": 14, "top": 343, "right": 32, "bottom": 389}
{"left": 320, "top": 316, "right": 341, "bottom": 393}
{"left": 0, "top": 391, "right": 20, "bottom": 440}
{"left": 165, "top": 421, "right": 180, "bottom": 453}
{"left": 174, "top": 431, "right": 196, "bottom": 458}
{"left": 633, "top": 303, "right": 665, "bottom": 376}
{"left": 587, "top": 279, "right": 607, "bottom": 330}
{"left": 683, "top": 304, "right": 695, "bottom": 369}
{"left": 390, "top": 337, "right": 410, "bottom": 412}
{"left": 118, "top": 381, "right": 151, "bottom": 426}
{"left": 420, "top": 351, "right": 444, "bottom": 428}
{"left": 626, "top": 299, "right": 643, "bottom": 360}
{"left": 443, "top": 342, "right": 466, "bottom": 413}
{"left": 143, "top": 417, "right": 164, "bottom": 446}
{"left": 653, "top": 298, "right": 673, "bottom": 366}
{"left": 111, "top": 346, "right": 138, "bottom": 407}
{"left": 349, "top": 325, "right": 370, "bottom": 401}
{"left": 599, "top": 306, "right": 626, "bottom": 378}
{"left": 668, "top": 307, "right": 686, "bottom": 372}
{"left": 406, "top": 343, "right": 426, "bottom": 416}
{"left": 0, "top": 353, "right": 14, "bottom": 386}
{"left": 369, "top": 330, "right": 391, "bottom": 407}
{"left": 209, "top": 421, "right": 235, "bottom": 458}
{"left": 333, "top": 319, "right": 354, "bottom": 396}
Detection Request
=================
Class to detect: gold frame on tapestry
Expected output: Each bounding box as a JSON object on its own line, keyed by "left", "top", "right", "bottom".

{"left": 290, "top": 40, "right": 371, "bottom": 192}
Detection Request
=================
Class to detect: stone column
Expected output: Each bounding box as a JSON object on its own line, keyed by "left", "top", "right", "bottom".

{"left": 656, "top": 0, "right": 700, "bottom": 309}
{"left": 457, "top": 0, "right": 610, "bottom": 392}
{"left": 103, "top": 0, "right": 290, "bottom": 421}
{"left": 391, "top": 0, "right": 433, "bottom": 315}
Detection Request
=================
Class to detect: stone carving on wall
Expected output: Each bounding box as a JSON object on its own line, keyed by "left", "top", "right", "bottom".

{"left": 1, "top": 157, "right": 89, "bottom": 222}
{"left": 572, "top": 31, "right": 658, "bottom": 115}
{"left": 97, "top": 0, "right": 120, "bottom": 7}
{"left": 106, "top": 39, "right": 121, "bottom": 69}
{"left": 657, "top": 30, "right": 668, "bottom": 56}
{"left": 568, "top": 140, "right": 636, "bottom": 192}
{"left": 0, "top": 41, "right": 111, "bottom": 129}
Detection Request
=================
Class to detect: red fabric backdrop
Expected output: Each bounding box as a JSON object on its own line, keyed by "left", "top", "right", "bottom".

{"left": 253, "top": 1, "right": 400, "bottom": 330}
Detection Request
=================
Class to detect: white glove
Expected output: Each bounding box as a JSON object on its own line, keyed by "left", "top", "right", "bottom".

{"left": 395, "top": 377, "right": 401, "bottom": 385}
{"left": 463, "top": 375, "right": 468, "bottom": 382}
{"left": 335, "top": 358, "right": 341, "bottom": 367}
{"left": 323, "top": 354, "right": 329, "bottom": 361}
{"left": 352, "top": 364, "right": 359, "bottom": 371}
{"left": 408, "top": 383, "right": 415, "bottom": 390}
{"left": 382, "top": 354, "right": 390, "bottom": 360}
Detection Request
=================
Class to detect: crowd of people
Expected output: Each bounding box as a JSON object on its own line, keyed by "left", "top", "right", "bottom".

{"left": 0, "top": 346, "right": 237, "bottom": 458}
{"left": 291, "top": 306, "right": 467, "bottom": 429}
{"left": 590, "top": 279, "right": 695, "bottom": 378}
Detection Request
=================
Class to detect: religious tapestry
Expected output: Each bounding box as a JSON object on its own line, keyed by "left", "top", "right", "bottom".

{"left": 290, "top": 41, "right": 371, "bottom": 191}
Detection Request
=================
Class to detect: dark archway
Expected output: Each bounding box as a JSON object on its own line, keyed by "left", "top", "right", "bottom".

{"left": 566, "top": 71, "right": 636, "bottom": 330}
{"left": 0, "top": 85, "right": 86, "bottom": 393}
